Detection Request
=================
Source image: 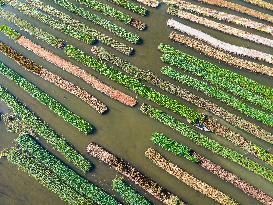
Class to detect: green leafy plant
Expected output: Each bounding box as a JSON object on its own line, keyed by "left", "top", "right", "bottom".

{"left": 140, "top": 103, "right": 273, "bottom": 183}
{"left": 43, "top": 0, "right": 141, "bottom": 43}
{"left": 0, "top": 62, "right": 94, "bottom": 134}
{"left": 9, "top": 0, "right": 96, "bottom": 44}
{"left": 152, "top": 132, "right": 199, "bottom": 163}
{"left": 64, "top": 44, "right": 204, "bottom": 123}
{"left": 0, "top": 24, "right": 21, "bottom": 39}
{"left": 0, "top": 86, "right": 92, "bottom": 172}
{"left": 7, "top": 148, "right": 92, "bottom": 205}
{"left": 159, "top": 42, "right": 272, "bottom": 112}
{"left": 89, "top": 46, "right": 273, "bottom": 146}
{"left": 161, "top": 66, "right": 273, "bottom": 127}
{"left": 75, "top": 0, "right": 132, "bottom": 23}
{"left": 17, "top": 134, "right": 121, "bottom": 205}
{"left": 112, "top": 177, "right": 151, "bottom": 205}
{"left": 0, "top": 8, "right": 65, "bottom": 48}
{"left": 106, "top": 0, "right": 148, "bottom": 16}
{"left": 158, "top": 43, "right": 273, "bottom": 101}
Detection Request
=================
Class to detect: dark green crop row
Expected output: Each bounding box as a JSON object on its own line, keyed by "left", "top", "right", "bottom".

{"left": 89, "top": 46, "right": 273, "bottom": 146}
{"left": 152, "top": 132, "right": 273, "bottom": 167}
{"left": 46, "top": 0, "right": 140, "bottom": 43}
{"left": 159, "top": 45, "right": 272, "bottom": 112}
{"left": 74, "top": 0, "right": 132, "bottom": 24}
{"left": 140, "top": 103, "right": 273, "bottom": 183}
{"left": 64, "top": 44, "right": 204, "bottom": 123}
{"left": 7, "top": 148, "right": 92, "bottom": 205}
{"left": 0, "top": 8, "right": 65, "bottom": 48}
{"left": 91, "top": 46, "right": 273, "bottom": 147}
{"left": 9, "top": 0, "right": 96, "bottom": 44}
{"left": 0, "top": 24, "right": 21, "bottom": 39}
{"left": 0, "top": 62, "right": 94, "bottom": 134}
{"left": 161, "top": 66, "right": 273, "bottom": 127}
{"left": 73, "top": 0, "right": 146, "bottom": 30}
{"left": 0, "top": 7, "right": 132, "bottom": 55}
{"left": 74, "top": 0, "right": 146, "bottom": 30}
{"left": 106, "top": 0, "right": 148, "bottom": 16}
{"left": 0, "top": 86, "right": 92, "bottom": 172}
{"left": 158, "top": 43, "right": 273, "bottom": 101}
{"left": 152, "top": 132, "right": 199, "bottom": 163}
{"left": 112, "top": 177, "right": 151, "bottom": 205}
{"left": 17, "top": 134, "right": 121, "bottom": 205}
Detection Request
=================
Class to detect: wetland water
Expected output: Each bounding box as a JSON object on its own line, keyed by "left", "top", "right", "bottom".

{"left": 0, "top": 0, "right": 273, "bottom": 204}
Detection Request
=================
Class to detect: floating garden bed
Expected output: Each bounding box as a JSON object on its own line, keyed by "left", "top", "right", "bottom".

{"left": 161, "top": 65, "right": 273, "bottom": 127}
{"left": 0, "top": 86, "right": 92, "bottom": 172}
{"left": 112, "top": 177, "right": 151, "bottom": 205}
{"left": 0, "top": 8, "right": 65, "bottom": 48}
{"left": 65, "top": 44, "right": 204, "bottom": 123}
{"left": 17, "top": 134, "right": 122, "bottom": 205}
{"left": 0, "top": 61, "right": 94, "bottom": 134}
{"left": 200, "top": 0, "right": 273, "bottom": 23}
{"left": 72, "top": 0, "right": 146, "bottom": 30}
{"left": 158, "top": 43, "right": 273, "bottom": 101}
{"left": 7, "top": 148, "right": 92, "bottom": 205}
{"left": 168, "top": 32, "right": 273, "bottom": 77}
{"left": 91, "top": 46, "right": 273, "bottom": 143}
{"left": 151, "top": 132, "right": 273, "bottom": 204}
{"left": 145, "top": 148, "right": 238, "bottom": 205}
{"left": 140, "top": 104, "right": 273, "bottom": 183}
{"left": 167, "top": 19, "right": 273, "bottom": 64}
{"left": 0, "top": 42, "right": 108, "bottom": 114}
{"left": 87, "top": 142, "right": 185, "bottom": 205}
{"left": 41, "top": 0, "right": 141, "bottom": 43}
{"left": 15, "top": 34, "right": 137, "bottom": 107}
{"left": 106, "top": 0, "right": 148, "bottom": 16}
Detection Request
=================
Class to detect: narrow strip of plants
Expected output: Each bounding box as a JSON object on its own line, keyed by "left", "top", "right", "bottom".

{"left": 158, "top": 43, "right": 273, "bottom": 101}
{"left": 161, "top": 66, "right": 273, "bottom": 127}
{"left": 0, "top": 61, "right": 94, "bottom": 134}
{"left": 0, "top": 8, "right": 133, "bottom": 55}
{"left": 145, "top": 148, "right": 238, "bottom": 205}
{"left": 72, "top": 0, "right": 146, "bottom": 30}
{"left": 112, "top": 177, "right": 152, "bottom": 205}
{"left": 0, "top": 8, "right": 65, "bottom": 48}
{"left": 167, "top": 7, "right": 273, "bottom": 48}
{"left": 167, "top": 34, "right": 273, "bottom": 111}
{"left": 105, "top": 0, "right": 148, "bottom": 16}
{"left": 152, "top": 132, "right": 199, "bottom": 163}
{"left": 165, "top": 2, "right": 273, "bottom": 35}
{"left": 0, "top": 41, "right": 108, "bottom": 113}
{"left": 140, "top": 103, "right": 273, "bottom": 183}
{"left": 17, "top": 134, "right": 122, "bottom": 205}
{"left": 168, "top": 31, "right": 273, "bottom": 77}
{"left": 0, "top": 24, "right": 21, "bottom": 39}
{"left": 90, "top": 46, "right": 273, "bottom": 157}
{"left": 0, "top": 24, "right": 137, "bottom": 106}
{"left": 86, "top": 142, "right": 186, "bottom": 205}
{"left": 167, "top": 19, "right": 273, "bottom": 64}
{"left": 151, "top": 132, "right": 273, "bottom": 205}
{"left": 39, "top": 0, "right": 141, "bottom": 43}
{"left": 0, "top": 86, "right": 92, "bottom": 172}
{"left": 64, "top": 44, "right": 204, "bottom": 123}
{"left": 199, "top": 0, "right": 273, "bottom": 23}
{"left": 6, "top": 148, "right": 92, "bottom": 205}
{"left": 242, "top": 0, "right": 273, "bottom": 11}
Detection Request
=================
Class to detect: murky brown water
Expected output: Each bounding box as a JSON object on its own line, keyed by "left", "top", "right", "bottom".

{"left": 0, "top": 0, "right": 272, "bottom": 204}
